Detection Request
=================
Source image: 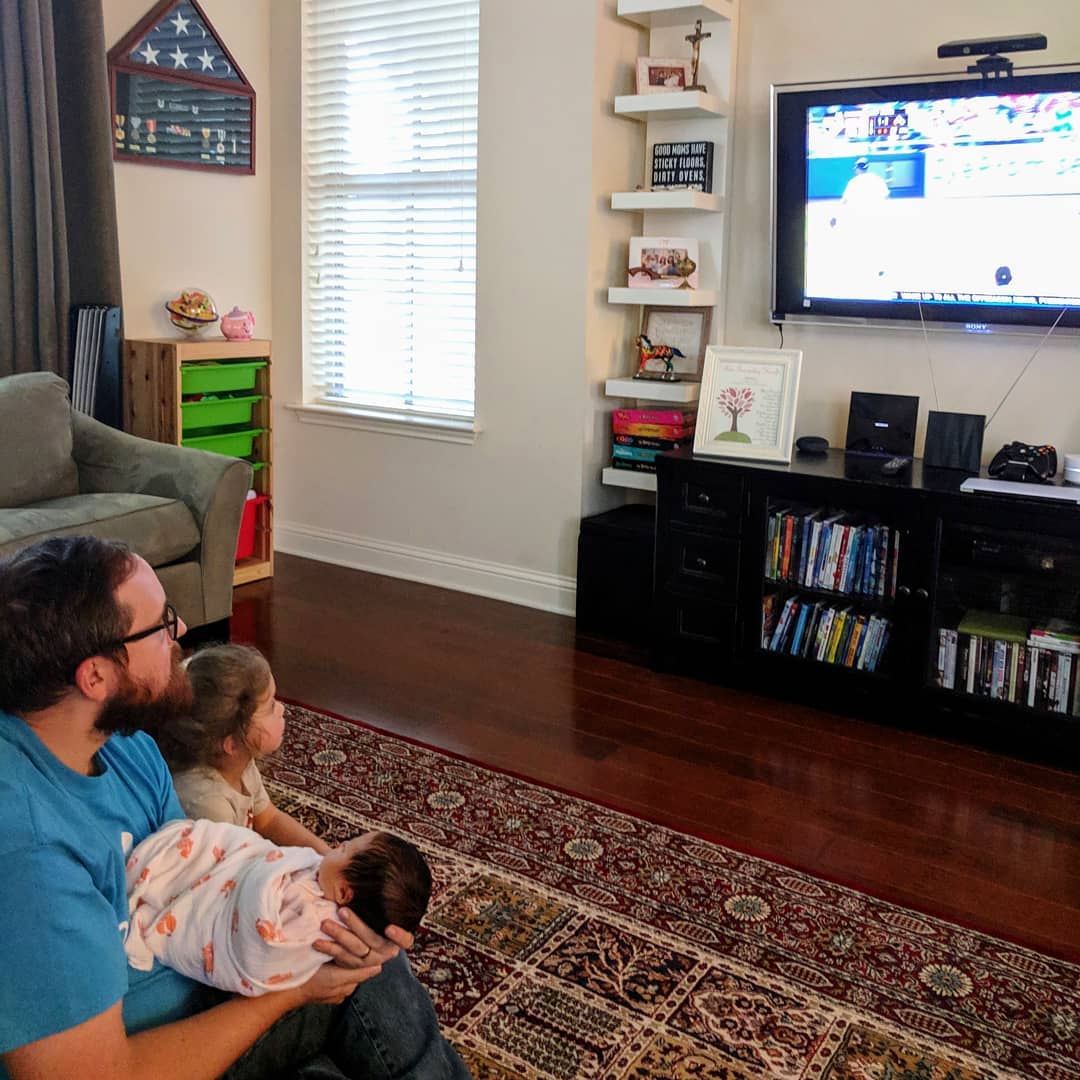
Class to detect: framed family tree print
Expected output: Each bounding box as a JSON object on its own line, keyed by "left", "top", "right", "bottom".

{"left": 694, "top": 346, "right": 802, "bottom": 463}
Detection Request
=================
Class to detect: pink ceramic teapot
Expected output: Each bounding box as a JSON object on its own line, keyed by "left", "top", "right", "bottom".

{"left": 221, "top": 306, "right": 256, "bottom": 341}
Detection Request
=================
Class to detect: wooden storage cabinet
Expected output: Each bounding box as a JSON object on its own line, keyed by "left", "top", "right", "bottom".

{"left": 124, "top": 338, "right": 273, "bottom": 586}
{"left": 654, "top": 448, "right": 1079, "bottom": 763}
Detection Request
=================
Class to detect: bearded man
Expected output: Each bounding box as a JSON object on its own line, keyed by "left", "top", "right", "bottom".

{"left": 0, "top": 536, "right": 469, "bottom": 1080}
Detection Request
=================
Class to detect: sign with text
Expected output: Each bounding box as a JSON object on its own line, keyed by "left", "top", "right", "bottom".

{"left": 651, "top": 141, "right": 714, "bottom": 192}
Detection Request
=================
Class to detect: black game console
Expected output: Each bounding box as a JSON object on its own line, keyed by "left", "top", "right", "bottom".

{"left": 987, "top": 442, "right": 1057, "bottom": 483}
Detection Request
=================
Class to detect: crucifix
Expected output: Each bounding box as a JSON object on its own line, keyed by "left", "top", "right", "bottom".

{"left": 685, "top": 19, "right": 711, "bottom": 92}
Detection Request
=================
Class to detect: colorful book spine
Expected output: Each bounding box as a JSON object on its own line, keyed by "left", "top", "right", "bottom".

{"left": 613, "top": 434, "right": 688, "bottom": 451}
{"left": 612, "top": 408, "right": 697, "bottom": 425}
{"left": 612, "top": 420, "right": 695, "bottom": 439}
{"left": 610, "top": 458, "right": 656, "bottom": 474}
{"left": 612, "top": 445, "right": 663, "bottom": 463}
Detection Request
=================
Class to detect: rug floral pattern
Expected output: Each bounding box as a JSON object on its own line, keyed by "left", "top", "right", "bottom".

{"left": 264, "top": 705, "right": 1080, "bottom": 1079}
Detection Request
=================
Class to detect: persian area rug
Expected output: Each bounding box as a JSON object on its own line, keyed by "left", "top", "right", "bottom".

{"left": 264, "top": 704, "right": 1079, "bottom": 1080}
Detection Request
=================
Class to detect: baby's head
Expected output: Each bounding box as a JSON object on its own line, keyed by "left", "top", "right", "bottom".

{"left": 318, "top": 831, "right": 432, "bottom": 936}
{"left": 154, "top": 643, "right": 284, "bottom": 771}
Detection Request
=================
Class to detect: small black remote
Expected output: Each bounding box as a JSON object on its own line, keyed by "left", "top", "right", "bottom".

{"left": 880, "top": 456, "right": 911, "bottom": 477}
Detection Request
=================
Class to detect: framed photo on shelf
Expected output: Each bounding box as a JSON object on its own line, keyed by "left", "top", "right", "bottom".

{"left": 694, "top": 346, "right": 802, "bottom": 463}
{"left": 628, "top": 236, "right": 699, "bottom": 290}
{"left": 635, "top": 57, "right": 692, "bottom": 95}
{"left": 640, "top": 306, "right": 712, "bottom": 380}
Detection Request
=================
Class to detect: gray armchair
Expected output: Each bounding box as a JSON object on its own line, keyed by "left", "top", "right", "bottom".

{"left": 0, "top": 372, "right": 251, "bottom": 629}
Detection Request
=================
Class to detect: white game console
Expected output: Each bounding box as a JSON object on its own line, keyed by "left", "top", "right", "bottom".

{"left": 960, "top": 477, "right": 1080, "bottom": 504}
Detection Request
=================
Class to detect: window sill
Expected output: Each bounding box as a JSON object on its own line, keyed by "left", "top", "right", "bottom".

{"left": 286, "top": 402, "right": 480, "bottom": 445}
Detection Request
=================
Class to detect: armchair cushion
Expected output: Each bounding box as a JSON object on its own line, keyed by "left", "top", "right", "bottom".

{"left": 0, "top": 373, "right": 79, "bottom": 508}
{"left": 0, "top": 493, "right": 200, "bottom": 564}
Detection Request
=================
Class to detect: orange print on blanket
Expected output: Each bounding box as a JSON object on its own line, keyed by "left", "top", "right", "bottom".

{"left": 191, "top": 873, "right": 212, "bottom": 889}
{"left": 156, "top": 912, "right": 177, "bottom": 936}
{"left": 220, "top": 878, "right": 237, "bottom": 896}
{"left": 202, "top": 942, "right": 215, "bottom": 975}
{"left": 213, "top": 846, "right": 227, "bottom": 864}
{"left": 266, "top": 972, "right": 294, "bottom": 985}
{"left": 231, "top": 910, "right": 240, "bottom": 935}
{"left": 256, "top": 917, "right": 282, "bottom": 942}
{"left": 136, "top": 867, "right": 150, "bottom": 885}
{"left": 265, "top": 850, "right": 284, "bottom": 863}
{"left": 177, "top": 835, "right": 194, "bottom": 858}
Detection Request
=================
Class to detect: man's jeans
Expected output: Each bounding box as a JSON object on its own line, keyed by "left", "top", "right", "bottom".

{"left": 220, "top": 953, "right": 471, "bottom": 1079}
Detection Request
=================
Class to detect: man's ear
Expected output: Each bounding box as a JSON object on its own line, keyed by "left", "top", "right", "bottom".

{"left": 222, "top": 734, "right": 239, "bottom": 758}
{"left": 337, "top": 883, "right": 353, "bottom": 906}
{"left": 73, "top": 656, "right": 115, "bottom": 703}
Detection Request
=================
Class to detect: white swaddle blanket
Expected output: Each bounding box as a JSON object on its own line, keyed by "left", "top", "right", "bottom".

{"left": 125, "top": 818, "right": 340, "bottom": 996}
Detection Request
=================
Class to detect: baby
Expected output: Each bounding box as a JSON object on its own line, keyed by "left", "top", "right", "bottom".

{"left": 125, "top": 818, "right": 431, "bottom": 996}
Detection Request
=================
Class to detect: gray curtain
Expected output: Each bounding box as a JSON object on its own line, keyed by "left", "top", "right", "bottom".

{"left": 0, "top": 0, "right": 121, "bottom": 378}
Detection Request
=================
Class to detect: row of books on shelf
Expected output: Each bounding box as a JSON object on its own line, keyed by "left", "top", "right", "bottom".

{"left": 934, "top": 613, "right": 1080, "bottom": 715}
{"left": 762, "top": 593, "right": 891, "bottom": 672}
{"left": 610, "top": 407, "right": 696, "bottom": 474}
{"left": 765, "top": 506, "right": 900, "bottom": 600}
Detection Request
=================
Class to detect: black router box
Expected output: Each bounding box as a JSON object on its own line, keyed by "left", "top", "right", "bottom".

{"left": 845, "top": 391, "right": 919, "bottom": 458}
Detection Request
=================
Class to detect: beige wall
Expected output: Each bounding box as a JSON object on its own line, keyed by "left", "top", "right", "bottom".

{"left": 103, "top": 0, "right": 272, "bottom": 341}
{"left": 106, "top": 1, "right": 1080, "bottom": 611}
{"left": 727, "top": 0, "right": 1080, "bottom": 458}
{"left": 269, "top": 0, "right": 640, "bottom": 610}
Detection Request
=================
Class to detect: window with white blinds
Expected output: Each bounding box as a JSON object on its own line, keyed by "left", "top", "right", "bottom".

{"left": 302, "top": 0, "right": 479, "bottom": 423}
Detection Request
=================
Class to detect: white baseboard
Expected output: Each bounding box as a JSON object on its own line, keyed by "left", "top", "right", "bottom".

{"left": 275, "top": 520, "right": 577, "bottom": 616}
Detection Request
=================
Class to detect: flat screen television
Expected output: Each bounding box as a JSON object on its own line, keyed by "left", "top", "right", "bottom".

{"left": 772, "top": 69, "right": 1080, "bottom": 330}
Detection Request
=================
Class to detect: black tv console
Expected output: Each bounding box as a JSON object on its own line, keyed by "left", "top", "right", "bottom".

{"left": 654, "top": 448, "right": 1080, "bottom": 765}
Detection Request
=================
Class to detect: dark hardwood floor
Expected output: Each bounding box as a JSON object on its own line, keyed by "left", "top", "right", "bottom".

{"left": 232, "top": 554, "right": 1080, "bottom": 960}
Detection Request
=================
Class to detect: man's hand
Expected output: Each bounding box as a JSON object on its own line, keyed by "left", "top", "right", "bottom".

{"left": 296, "top": 957, "right": 376, "bottom": 1006}
{"left": 313, "top": 908, "right": 414, "bottom": 972}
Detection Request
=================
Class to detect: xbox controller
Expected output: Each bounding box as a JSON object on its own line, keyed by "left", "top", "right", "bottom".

{"left": 987, "top": 442, "right": 1057, "bottom": 483}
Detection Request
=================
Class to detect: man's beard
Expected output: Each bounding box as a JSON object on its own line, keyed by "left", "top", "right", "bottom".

{"left": 94, "top": 647, "right": 193, "bottom": 738}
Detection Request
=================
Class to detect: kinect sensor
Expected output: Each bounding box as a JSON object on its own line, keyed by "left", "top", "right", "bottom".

{"left": 937, "top": 33, "right": 1047, "bottom": 59}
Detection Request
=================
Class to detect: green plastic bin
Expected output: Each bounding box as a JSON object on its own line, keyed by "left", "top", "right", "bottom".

{"left": 181, "top": 427, "right": 265, "bottom": 458}
{"left": 181, "top": 360, "right": 268, "bottom": 395}
{"left": 181, "top": 394, "right": 262, "bottom": 432}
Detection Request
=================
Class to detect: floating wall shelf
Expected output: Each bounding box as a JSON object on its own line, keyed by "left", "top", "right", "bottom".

{"left": 614, "top": 90, "right": 726, "bottom": 122}
{"left": 602, "top": 466, "right": 659, "bottom": 492}
{"left": 611, "top": 191, "right": 724, "bottom": 212}
{"left": 605, "top": 378, "right": 701, "bottom": 403}
{"left": 617, "top": 0, "right": 736, "bottom": 30}
{"left": 608, "top": 287, "right": 718, "bottom": 306}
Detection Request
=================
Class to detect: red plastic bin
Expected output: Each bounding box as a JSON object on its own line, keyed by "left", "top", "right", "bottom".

{"left": 235, "top": 494, "right": 269, "bottom": 561}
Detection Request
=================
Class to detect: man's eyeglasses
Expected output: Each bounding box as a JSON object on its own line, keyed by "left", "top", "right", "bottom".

{"left": 116, "top": 603, "right": 181, "bottom": 647}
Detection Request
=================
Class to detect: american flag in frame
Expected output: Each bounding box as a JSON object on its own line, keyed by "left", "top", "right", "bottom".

{"left": 107, "top": 0, "right": 255, "bottom": 175}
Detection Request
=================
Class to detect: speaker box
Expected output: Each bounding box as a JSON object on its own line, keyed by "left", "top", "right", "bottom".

{"left": 923, "top": 411, "right": 985, "bottom": 474}
{"left": 845, "top": 391, "right": 919, "bottom": 457}
{"left": 576, "top": 506, "right": 655, "bottom": 643}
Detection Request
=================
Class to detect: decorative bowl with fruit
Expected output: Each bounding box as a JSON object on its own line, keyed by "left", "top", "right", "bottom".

{"left": 165, "top": 288, "right": 219, "bottom": 336}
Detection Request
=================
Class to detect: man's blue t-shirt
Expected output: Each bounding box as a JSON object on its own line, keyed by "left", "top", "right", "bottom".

{"left": 0, "top": 712, "right": 206, "bottom": 1066}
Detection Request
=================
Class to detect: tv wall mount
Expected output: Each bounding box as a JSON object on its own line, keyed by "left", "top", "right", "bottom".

{"left": 937, "top": 33, "right": 1048, "bottom": 80}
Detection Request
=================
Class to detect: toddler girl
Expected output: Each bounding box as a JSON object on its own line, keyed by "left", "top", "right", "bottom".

{"left": 157, "top": 643, "right": 329, "bottom": 854}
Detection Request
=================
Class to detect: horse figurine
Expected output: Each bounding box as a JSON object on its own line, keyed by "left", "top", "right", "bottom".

{"left": 634, "top": 334, "right": 685, "bottom": 381}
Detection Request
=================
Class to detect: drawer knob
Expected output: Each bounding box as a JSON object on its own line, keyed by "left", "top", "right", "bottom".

{"left": 696, "top": 492, "right": 711, "bottom": 506}
{"left": 694, "top": 556, "right": 708, "bottom": 570}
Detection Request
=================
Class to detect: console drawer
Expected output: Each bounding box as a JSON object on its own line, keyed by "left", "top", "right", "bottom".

{"left": 661, "top": 598, "right": 738, "bottom": 653}
{"left": 671, "top": 475, "right": 744, "bottom": 533}
{"left": 663, "top": 529, "right": 740, "bottom": 598}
